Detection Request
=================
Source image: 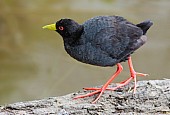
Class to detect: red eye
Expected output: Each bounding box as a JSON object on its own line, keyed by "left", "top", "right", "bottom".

{"left": 59, "top": 26, "right": 64, "bottom": 30}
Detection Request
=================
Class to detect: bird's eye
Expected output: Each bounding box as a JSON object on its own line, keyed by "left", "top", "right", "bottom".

{"left": 59, "top": 26, "right": 64, "bottom": 30}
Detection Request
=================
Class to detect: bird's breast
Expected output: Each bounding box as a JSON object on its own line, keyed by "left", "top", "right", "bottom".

{"left": 64, "top": 42, "right": 117, "bottom": 67}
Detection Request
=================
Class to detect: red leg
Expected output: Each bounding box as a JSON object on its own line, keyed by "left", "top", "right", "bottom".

{"left": 84, "top": 57, "right": 148, "bottom": 92}
{"left": 74, "top": 56, "right": 148, "bottom": 103}
{"left": 74, "top": 63, "right": 123, "bottom": 103}
{"left": 127, "top": 56, "right": 148, "bottom": 93}
{"left": 113, "top": 56, "right": 148, "bottom": 93}
{"left": 116, "top": 73, "right": 147, "bottom": 86}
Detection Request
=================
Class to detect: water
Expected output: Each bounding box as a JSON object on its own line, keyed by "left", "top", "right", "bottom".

{"left": 0, "top": 0, "right": 170, "bottom": 104}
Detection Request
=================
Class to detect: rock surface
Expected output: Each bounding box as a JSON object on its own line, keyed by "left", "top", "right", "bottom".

{"left": 0, "top": 80, "right": 170, "bottom": 115}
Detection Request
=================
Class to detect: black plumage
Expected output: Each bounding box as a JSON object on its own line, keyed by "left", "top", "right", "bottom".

{"left": 54, "top": 16, "right": 152, "bottom": 67}
{"left": 43, "top": 15, "right": 153, "bottom": 103}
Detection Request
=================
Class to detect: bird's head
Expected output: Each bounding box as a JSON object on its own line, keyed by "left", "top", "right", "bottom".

{"left": 42, "top": 19, "right": 83, "bottom": 39}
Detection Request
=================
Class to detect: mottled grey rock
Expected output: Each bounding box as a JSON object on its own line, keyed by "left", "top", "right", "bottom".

{"left": 0, "top": 80, "right": 169, "bottom": 115}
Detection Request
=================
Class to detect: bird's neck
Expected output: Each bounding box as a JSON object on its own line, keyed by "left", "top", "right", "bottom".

{"left": 63, "top": 25, "right": 84, "bottom": 46}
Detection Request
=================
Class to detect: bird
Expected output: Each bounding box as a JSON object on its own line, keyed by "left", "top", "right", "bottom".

{"left": 42, "top": 15, "right": 153, "bottom": 103}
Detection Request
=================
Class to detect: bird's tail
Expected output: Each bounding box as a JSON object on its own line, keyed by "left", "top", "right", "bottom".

{"left": 136, "top": 20, "right": 153, "bottom": 35}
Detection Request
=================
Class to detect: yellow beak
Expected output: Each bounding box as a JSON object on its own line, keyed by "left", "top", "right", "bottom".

{"left": 42, "top": 24, "right": 56, "bottom": 31}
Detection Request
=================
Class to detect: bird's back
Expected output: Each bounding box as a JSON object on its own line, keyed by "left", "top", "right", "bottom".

{"left": 65, "top": 16, "right": 150, "bottom": 67}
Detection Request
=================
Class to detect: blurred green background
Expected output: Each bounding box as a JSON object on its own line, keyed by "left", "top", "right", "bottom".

{"left": 0, "top": 0, "right": 170, "bottom": 105}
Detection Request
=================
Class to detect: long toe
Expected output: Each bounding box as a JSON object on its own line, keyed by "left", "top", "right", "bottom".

{"left": 73, "top": 90, "right": 101, "bottom": 99}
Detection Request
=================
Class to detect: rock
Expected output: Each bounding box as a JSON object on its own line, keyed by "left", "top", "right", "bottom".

{"left": 0, "top": 80, "right": 169, "bottom": 115}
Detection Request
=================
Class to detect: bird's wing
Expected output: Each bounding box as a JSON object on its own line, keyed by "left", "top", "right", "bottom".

{"left": 91, "top": 28, "right": 128, "bottom": 59}
{"left": 91, "top": 16, "right": 143, "bottom": 60}
{"left": 82, "top": 16, "right": 143, "bottom": 61}
{"left": 89, "top": 20, "right": 126, "bottom": 59}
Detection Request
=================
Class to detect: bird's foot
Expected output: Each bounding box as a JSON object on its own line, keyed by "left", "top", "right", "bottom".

{"left": 82, "top": 71, "right": 148, "bottom": 94}
{"left": 83, "top": 77, "right": 133, "bottom": 92}
{"left": 74, "top": 59, "right": 148, "bottom": 103}
{"left": 74, "top": 63, "right": 123, "bottom": 103}
{"left": 126, "top": 56, "right": 149, "bottom": 94}
{"left": 73, "top": 88, "right": 105, "bottom": 104}
{"left": 74, "top": 83, "right": 126, "bottom": 104}
{"left": 130, "top": 71, "right": 148, "bottom": 94}
{"left": 119, "top": 72, "right": 148, "bottom": 85}
{"left": 73, "top": 77, "right": 130, "bottom": 104}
